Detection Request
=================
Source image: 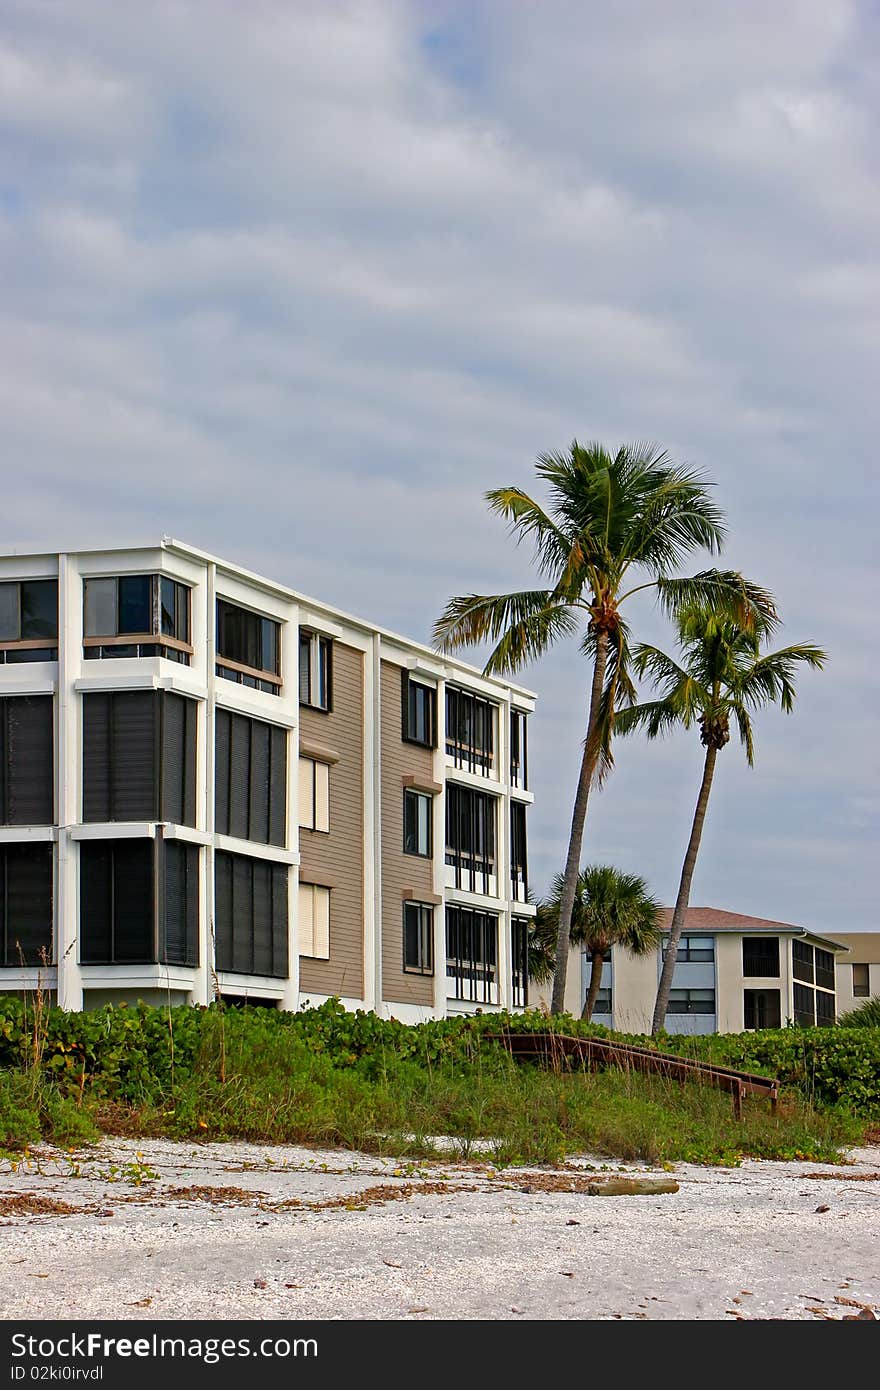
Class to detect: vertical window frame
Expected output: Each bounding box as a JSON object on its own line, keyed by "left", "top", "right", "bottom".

{"left": 403, "top": 901, "right": 434, "bottom": 975}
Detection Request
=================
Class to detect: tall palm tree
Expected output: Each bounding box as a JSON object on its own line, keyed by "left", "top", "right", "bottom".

{"left": 432, "top": 440, "right": 773, "bottom": 1014}
{"left": 614, "top": 601, "right": 827, "bottom": 1034}
{"left": 539, "top": 866, "right": 663, "bottom": 1019}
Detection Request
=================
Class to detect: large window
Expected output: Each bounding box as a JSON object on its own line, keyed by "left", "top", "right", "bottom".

{"left": 511, "top": 916, "right": 529, "bottom": 1007}
{"left": 744, "top": 988, "right": 781, "bottom": 1030}
{"left": 666, "top": 988, "right": 715, "bottom": 1015}
{"left": 401, "top": 673, "right": 436, "bottom": 748}
{"left": 0, "top": 696, "right": 53, "bottom": 825}
{"left": 403, "top": 902, "right": 434, "bottom": 975}
{"left": 82, "top": 690, "right": 197, "bottom": 826}
{"left": 298, "top": 882, "right": 330, "bottom": 960}
{"left": 445, "top": 686, "right": 495, "bottom": 774}
{"left": 79, "top": 838, "right": 198, "bottom": 966}
{"left": 403, "top": 789, "right": 432, "bottom": 857}
{"left": 742, "top": 936, "right": 780, "bottom": 977}
{"left": 510, "top": 801, "right": 528, "bottom": 901}
{"left": 216, "top": 599, "right": 281, "bottom": 694}
{"left": 298, "top": 632, "right": 332, "bottom": 711}
{"left": 215, "top": 709, "right": 287, "bottom": 846}
{"left": 446, "top": 905, "right": 498, "bottom": 1004}
{"left": 663, "top": 935, "right": 715, "bottom": 963}
{"left": 0, "top": 843, "right": 53, "bottom": 967}
{"left": 83, "top": 575, "right": 191, "bottom": 664}
{"left": 298, "top": 757, "right": 329, "bottom": 834}
{"left": 445, "top": 783, "right": 496, "bottom": 895}
{"left": 0, "top": 579, "right": 58, "bottom": 662}
{"left": 792, "top": 941, "right": 836, "bottom": 1026}
{"left": 215, "top": 851, "right": 288, "bottom": 977}
{"left": 510, "top": 709, "right": 528, "bottom": 790}
{"left": 853, "top": 963, "right": 870, "bottom": 998}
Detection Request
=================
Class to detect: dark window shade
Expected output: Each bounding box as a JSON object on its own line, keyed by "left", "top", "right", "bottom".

{"left": 1, "top": 696, "right": 54, "bottom": 825}
{"left": 214, "top": 709, "right": 287, "bottom": 847}
{"left": 214, "top": 850, "right": 288, "bottom": 978}
{"left": 162, "top": 840, "right": 199, "bottom": 967}
{"left": 161, "top": 693, "right": 197, "bottom": 828}
{"left": 83, "top": 691, "right": 196, "bottom": 826}
{"left": 80, "top": 839, "right": 155, "bottom": 964}
{"left": 1, "top": 843, "right": 53, "bottom": 966}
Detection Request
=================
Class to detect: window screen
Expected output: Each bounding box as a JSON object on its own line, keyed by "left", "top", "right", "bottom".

{"left": 215, "top": 709, "right": 287, "bottom": 846}
{"left": 214, "top": 851, "right": 288, "bottom": 977}
{"left": 0, "top": 696, "right": 53, "bottom": 825}
{"left": 0, "top": 843, "right": 53, "bottom": 966}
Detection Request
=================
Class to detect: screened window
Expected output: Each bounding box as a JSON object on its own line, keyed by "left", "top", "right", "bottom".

{"left": 403, "top": 902, "right": 434, "bottom": 975}
{"left": 401, "top": 673, "right": 436, "bottom": 748}
{"left": 815, "top": 948, "right": 836, "bottom": 991}
{"left": 215, "top": 709, "right": 287, "bottom": 847}
{"left": 83, "top": 575, "right": 191, "bottom": 663}
{"left": 298, "top": 757, "right": 329, "bottom": 833}
{"left": 445, "top": 783, "right": 496, "bottom": 895}
{"left": 0, "top": 579, "right": 58, "bottom": 662}
{"left": 742, "top": 936, "right": 780, "bottom": 977}
{"left": 792, "top": 938, "right": 814, "bottom": 983}
{"left": 298, "top": 632, "right": 332, "bottom": 711}
{"left": 214, "top": 851, "right": 288, "bottom": 977}
{"left": 792, "top": 943, "right": 836, "bottom": 1027}
{"left": 216, "top": 599, "right": 281, "bottom": 694}
{"left": 445, "top": 905, "right": 498, "bottom": 1004}
{"left": 403, "top": 789, "right": 432, "bottom": 857}
{"left": 510, "top": 709, "right": 528, "bottom": 790}
{"left": 445, "top": 686, "right": 495, "bottom": 774}
{"left": 82, "top": 690, "right": 197, "bottom": 826}
{"left": 663, "top": 934, "right": 714, "bottom": 963}
{"left": 79, "top": 839, "right": 198, "bottom": 966}
{"left": 298, "top": 882, "right": 330, "bottom": 960}
{"left": 510, "top": 801, "right": 528, "bottom": 901}
{"left": 793, "top": 981, "right": 816, "bottom": 1027}
{"left": 743, "top": 988, "right": 781, "bottom": 1030}
{"left": 0, "top": 696, "right": 53, "bottom": 825}
{"left": 0, "top": 843, "right": 53, "bottom": 967}
{"left": 853, "top": 963, "right": 870, "bottom": 998}
{"left": 511, "top": 917, "right": 529, "bottom": 1008}
{"left": 666, "top": 989, "right": 715, "bottom": 1015}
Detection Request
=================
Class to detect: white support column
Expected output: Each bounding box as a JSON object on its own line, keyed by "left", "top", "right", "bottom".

{"left": 496, "top": 698, "right": 512, "bottom": 1010}
{"left": 55, "top": 553, "right": 83, "bottom": 1011}
{"left": 362, "top": 633, "right": 381, "bottom": 1014}
{"left": 197, "top": 561, "right": 216, "bottom": 1006}
{"left": 432, "top": 675, "right": 447, "bottom": 1018}
{"left": 281, "top": 603, "right": 300, "bottom": 1012}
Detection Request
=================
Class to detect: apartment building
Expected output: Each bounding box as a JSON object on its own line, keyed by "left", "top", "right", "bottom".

{"left": 0, "top": 539, "right": 535, "bottom": 1020}
{"left": 544, "top": 907, "right": 850, "bottom": 1033}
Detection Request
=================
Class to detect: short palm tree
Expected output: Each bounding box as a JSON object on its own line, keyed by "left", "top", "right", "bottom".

{"left": 433, "top": 440, "right": 773, "bottom": 1014}
{"left": 615, "top": 601, "right": 826, "bottom": 1034}
{"left": 538, "top": 866, "right": 662, "bottom": 1020}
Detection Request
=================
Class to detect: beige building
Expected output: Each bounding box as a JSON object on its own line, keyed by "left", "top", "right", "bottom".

{"left": 0, "top": 539, "right": 535, "bottom": 1020}
{"left": 542, "top": 907, "right": 866, "bottom": 1033}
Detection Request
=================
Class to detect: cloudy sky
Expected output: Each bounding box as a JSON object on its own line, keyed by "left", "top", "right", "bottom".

{"left": 2, "top": 1, "right": 877, "bottom": 930}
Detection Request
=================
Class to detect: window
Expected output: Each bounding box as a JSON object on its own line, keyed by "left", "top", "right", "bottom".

{"left": 216, "top": 599, "right": 281, "bottom": 694}
{"left": 511, "top": 916, "right": 529, "bottom": 1008}
{"left": 815, "top": 989, "right": 835, "bottom": 1026}
{"left": 0, "top": 843, "right": 53, "bottom": 967}
{"left": 445, "top": 686, "right": 495, "bottom": 774}
{"left": 0, "top": 696, "right": 53, "bottom": 825}
{"left": 0, "top": 579, "right": 58, "bottom": 662}
{"left": 82, "top": 691, "right": 197, "bottom": 826}
{"left": 403, "top": 902, "right": 434, "bottom": 975}
{"left": 83, "top": 575, "right": 191, "bottom": 663}
{"left": 403, "top": 789, "right": 432, "bottom": 857}
{"left": 666, "top": 989, "right": 715, "bottom": 1015}
{"left": 79, "top": 838, "right": 196, "bottom": 966}
{"left": 298, "top": 632, "right": 332, "bottom": 711}
{"left": 510, "top": 709, "right": 528, "bottom": 789}
{"left": 592, "top": 987, "right": 613, "bottom": 1015}
{"left": 401, "top": 673, "right": 436, "bottom": 748}
{"left": 793, "top": 981, "right": 815, "bottom": 1027}
{"left": 445, "top": 783, "right": 496, "bottom": 895}
{"left": 299, "top": 757, "right": 329, "bottom": 833}
{"left": 815, "top": 948, "right": 835, "bottom": 991}
{"left": 853, "top": 963, "right": 870, "bottom": 998}
{"left": 445, "top": 905, "right": 498, "bottom": 1004}
{"left": 510, "top": 802, "right": 528, "bottom": 901}
{"left": 792, "top": 938, "right": 814, "bottom": 983}
{"left": 791, "top": 941, "right": 836, "bottom": 1027}
{"left": 215, "top": 709, "right": 287, "bottom": 846}
{"left": 742, "top": 936, "right": 780, "bottom": 977}
{"left": 662, "top": 934, "right": 714, "bottom": 963}
{"left": 744, "top": 989, "right": 781, "bottom": 1030}
{"left": 214, "top": 851, "right": 288, "bottom": 977}
{"left": 298, "top": 882, "right": 330, "bottom": 960}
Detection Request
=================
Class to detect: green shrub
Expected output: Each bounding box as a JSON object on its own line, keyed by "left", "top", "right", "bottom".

{"left": 0, "top": 1072, "right": 40, "bottom": 1149}
{"left": 838, "top": 997, "right": 880, "bottom": 1028}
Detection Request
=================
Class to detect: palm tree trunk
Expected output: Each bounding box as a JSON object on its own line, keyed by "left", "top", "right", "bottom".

{"left": 650, "top": 742, "right": 719, "bottom": 1035}
{"left": 550, "top": 629, "right": 609, "bottom": 1014}
{"left": 581, "top": 950, "right": 605, "bottom": 1021}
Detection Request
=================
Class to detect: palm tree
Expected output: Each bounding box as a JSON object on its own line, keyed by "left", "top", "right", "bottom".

{"left": 538, "top": 866, "right": 662, "bottom": 1020}
{"left": 432, "top": 440, "right": 773, "bottom": 1014}
{"left": 614, "top": 601, "right": 826, "bottom": 1034}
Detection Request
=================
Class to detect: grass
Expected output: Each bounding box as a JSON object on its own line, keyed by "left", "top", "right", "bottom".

{"left": 0, "top": 1002, "right": 865, "bottom": 1166}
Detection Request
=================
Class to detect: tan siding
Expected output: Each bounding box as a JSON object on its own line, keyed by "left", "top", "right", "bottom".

{"left": 299, "top": 642, "right": 365, "bottom": 998}
{"left": 380, "top": 660, "right": 435, "bottom": 1006}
